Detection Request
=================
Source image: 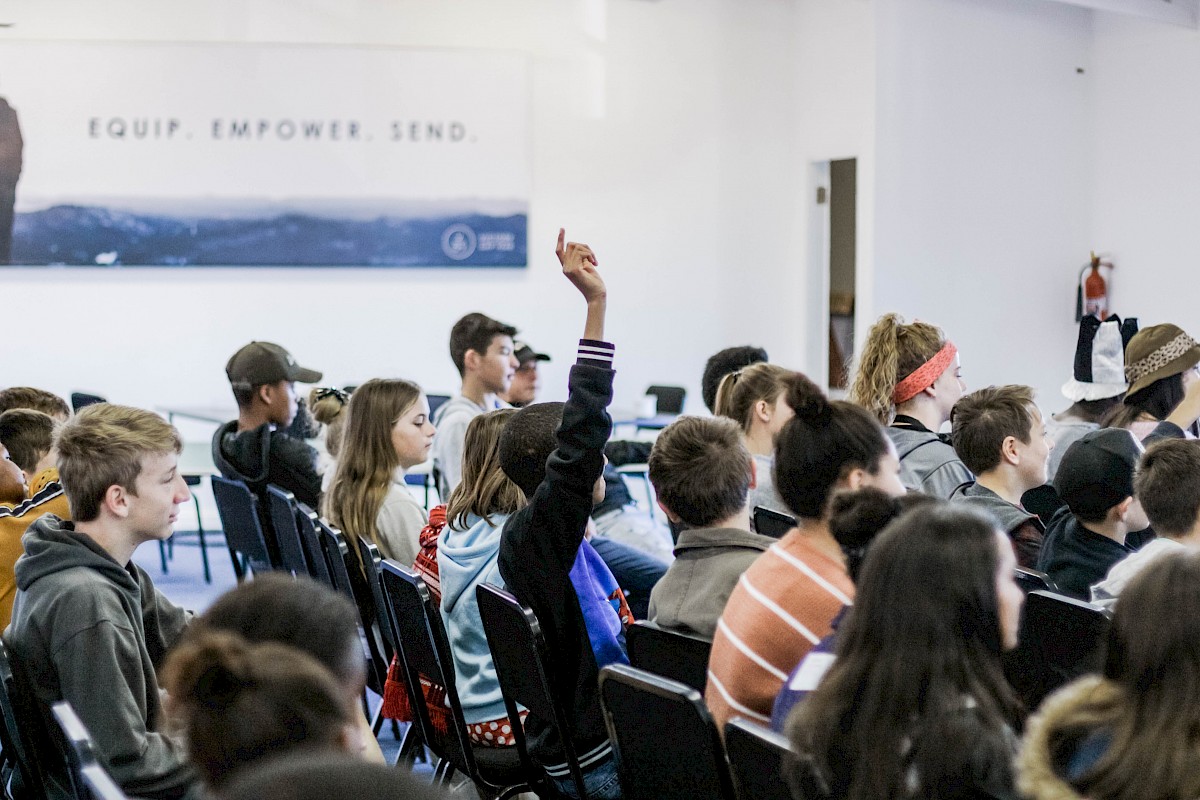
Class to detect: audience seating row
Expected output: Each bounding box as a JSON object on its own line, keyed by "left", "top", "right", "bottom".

{"left": 0, "top": 473, "right": 1116, "bottom": 800}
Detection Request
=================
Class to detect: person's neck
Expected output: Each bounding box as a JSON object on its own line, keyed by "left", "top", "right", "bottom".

{"left": 744, "top": 426, "right": 774, "bottom": 458}
{"left": 72, "top": 519, "right": 140, "bottom": 566}
{"left": 237, "top": 407, "right": 273, "bottom": 433}
{"left": 460, "top": 377, "right": 493, "bottom": 408}
{"left": 975, "top": 470, "right": 1029, "bottom": 507}
{"left": 708, "top": 506, "right": 751, "bottom": 532}
{"left": 1171, "top": 526, "right": 1200, "bottom": 548}
{"left": 794, "top": 516, "right": 845, "bottom": 567}
{"left": 895, "top": 399, "right": 943, "bottom": 432}
{"left": 1080, "top": 517, "right": 1127, "bottom": 546}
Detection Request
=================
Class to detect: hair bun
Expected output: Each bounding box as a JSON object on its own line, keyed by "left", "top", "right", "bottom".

{"left": 179, "top": 632, "right": 255, "bottom": 712}
{"left": 788, "top": 374, "right": 830, "bottom": 425}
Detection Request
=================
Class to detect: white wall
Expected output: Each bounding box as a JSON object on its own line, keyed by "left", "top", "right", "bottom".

{"left": 1090, "top": 11, "right": 1200, "bottom": 333}
{"left": 0, "top": 0, "right": 823, "bottom": 417}
{"left": 873, "top": 0, "right": 1095, "bottom": 410}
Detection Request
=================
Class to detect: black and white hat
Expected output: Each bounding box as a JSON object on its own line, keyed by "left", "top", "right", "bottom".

{"left": 1062, "top": 315, "right": 1139, "bottom": 402}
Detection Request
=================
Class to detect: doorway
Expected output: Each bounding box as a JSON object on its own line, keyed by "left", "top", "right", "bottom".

{"left": 807, "top": 157, "right": 857, "bottom": 395}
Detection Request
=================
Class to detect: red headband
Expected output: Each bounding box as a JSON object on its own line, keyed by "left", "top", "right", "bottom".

{"left": 892, "top": 342, "right": 958, "bottom": 405}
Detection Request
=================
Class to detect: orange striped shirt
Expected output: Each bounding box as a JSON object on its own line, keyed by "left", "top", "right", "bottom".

{"left": 705, "top": 529, "right": 853, "bottom": 731}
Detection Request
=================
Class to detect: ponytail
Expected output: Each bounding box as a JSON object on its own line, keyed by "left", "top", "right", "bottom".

{"left": 849, "top": 313, "right": 946, "bottom": 424}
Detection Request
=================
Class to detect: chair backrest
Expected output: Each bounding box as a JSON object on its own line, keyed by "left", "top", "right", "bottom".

{"left": 79, "top": 765, "right": 130, "bottom": 800}
{"left": 427, "top": 394, "right": 451, "bottom": 420}
{"left": 380, "top": 561, "right": 472, "bottom": 770}
{"left": 753, "top": 506, "right": 797, "bottom": 539}
{"left": 1017, "top": 590, "right": 1111, "bottom": 707}
{"left": 355, "top": 537, "right": 397, "bottom": 653}
{"left": 723, "top": 717, "right": 794, "bottom": 800}
{"left": 210, "top": 475, "right": 273, "bottom": 580}
{"left": 294, "top": 504, "right": 333, "bottom": 586}
{"left": 1014, "top": 566, "right": 1057, "bottom": 595}
{"left": 0, "top": 638, "right": 52, "bottom": 796}
{"left": 316, "top": 520, "right": 389, "bottom": 697}
{"left": 475, "top": 582, "right": 588, "bottom": 799}
{"left": 646, "top": 385, "right": 686, "bottom": 415}
{"left": 69, "top": 392, "right": 106, "bottom": 413}
{"left": 265, "top": 486, "right": 311, "bottom": 577}
{"left": 625, "top": 620, "right": 712, "bottom": 695}
{"left": 598, "top": 664, "right": 736, "bottom": 800}
{"left": 51, "top": 702, "right": 97, "bottom": 800}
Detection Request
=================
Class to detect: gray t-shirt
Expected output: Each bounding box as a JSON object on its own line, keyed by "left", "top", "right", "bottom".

{"left": 748, "top": 453, "right": 790, "bottom": 525}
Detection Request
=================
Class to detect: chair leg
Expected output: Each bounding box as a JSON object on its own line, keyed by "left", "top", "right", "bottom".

{"left": 158, "top": 540, "right": 169, "bottom": 574}
{"left": 193, "top": 493, "right": 212, "bottom": 584}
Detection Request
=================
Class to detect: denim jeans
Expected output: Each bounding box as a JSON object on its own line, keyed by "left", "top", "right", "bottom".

{"left": 549, "top": 751, "right": 623, "bottom": 800}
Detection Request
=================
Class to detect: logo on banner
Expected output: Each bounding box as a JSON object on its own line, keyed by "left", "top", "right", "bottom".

{"left": 441, "top": 223, "right": 478, "bottom": 261}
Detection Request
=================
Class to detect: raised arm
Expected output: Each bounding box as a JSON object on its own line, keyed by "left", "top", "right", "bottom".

{"left": 557, "top": 227, "right": 607, "bottom": 342}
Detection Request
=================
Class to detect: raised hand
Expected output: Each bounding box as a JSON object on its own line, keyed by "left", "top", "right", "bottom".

{"left": 556, "top": 228, "right": 606, "bottom": 303}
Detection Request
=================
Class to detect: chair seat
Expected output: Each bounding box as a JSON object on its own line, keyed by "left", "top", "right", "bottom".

{"left": 471, "top": 741, "right": 526, "bottom": 782}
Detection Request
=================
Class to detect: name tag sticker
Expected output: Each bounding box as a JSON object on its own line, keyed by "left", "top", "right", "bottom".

{"left": 788, "top": 652, "right": 836, "bottom": 692}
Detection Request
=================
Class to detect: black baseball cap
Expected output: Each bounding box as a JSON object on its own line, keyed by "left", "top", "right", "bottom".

{"left": 513, "top": 341, "right": 550, "bottom": 366}
{"left": 226, "top": 342, "right": 323, "bottom": 388}
{"left": 1053, "top": 428, "right": 1143, "bottom": 518}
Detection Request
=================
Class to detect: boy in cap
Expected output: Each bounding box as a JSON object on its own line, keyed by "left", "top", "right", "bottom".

{"left": 1092, "top": 438, "right": 1200, "bottom": 608}
{"left": 212, "top": 341, "right": 324, "bottom": 508}
{"left": 499, "top": 340, "right": 550, "bottom": 409}
{"left": 1037, "top": 428, "right": 1149, "bottom": 599}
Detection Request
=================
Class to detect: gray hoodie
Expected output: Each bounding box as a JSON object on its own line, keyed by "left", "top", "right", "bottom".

{"left": 887, "top": 427, "right": 974, "bottom": 499}
{"left": 8, "top": 516, "right": 197, "bottom": 800}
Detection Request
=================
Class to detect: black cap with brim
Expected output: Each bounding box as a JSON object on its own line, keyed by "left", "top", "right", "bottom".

{"left": 513, "top": 342, "right": 551, "bottom": 365}
{"left": 1053, "top": 428, "right": 1141, "bottom": 518}
{"left": 226, "top": 341, "right": 324, "bottom": 387}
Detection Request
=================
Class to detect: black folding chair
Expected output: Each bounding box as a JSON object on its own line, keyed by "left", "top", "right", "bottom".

{"left": 1007, "top": 590, "right": 1110, "bottom": 708}
{"left": 753, "top": 506, "right": 796, "bottom": 539}
{"left": 51, "top": 702, "right": 98, "bottom": 800}
{"left": 69, "top": 392, "right": 106, "bottom": 413}
{"left": 295, "top": 503, "right": 333, "bottom": 586}
{"left": 476, "top": 583, "right": 590, "bottom": 800}
{"left": 266, "top": 485, "right": 313, "bottom": 577}
{"left": 380, "top": 561, "right": 530, "bottom": 798}
{"left": 598, "top": 664, "right": 736, "bottom": 800}
{"left": 723, "top": 717, "right": 793, "bottom": 800}
{"left": 0, "top": 639, "right": 54, "bottom": 799}
{"left": 210, "top": 476, "right": 274, "bottom": 580}
{"left": 625, "top": 620, "right": 712, "bottom": 695}
{"left": 645, "top": 385, "right": 686, "bottom": 415}
{"left": 1014, "top": 566, "right": 1057, "bottom": 595}
{"left": 316, "top": 520, "right": 392, "bottom": 729}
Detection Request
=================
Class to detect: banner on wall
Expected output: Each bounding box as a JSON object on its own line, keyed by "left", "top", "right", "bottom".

{"left": 0, "top": 42, "right": 531, "bottom": 267}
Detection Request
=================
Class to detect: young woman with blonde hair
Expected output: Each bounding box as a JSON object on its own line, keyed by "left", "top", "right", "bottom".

{"left": 850, "top": 312, "right": 972, "bottom": 497}
{"left": 309, "top": 386, "right": 350, "bottom": 492}
{"left": 323, "top": 379, "right": 435, "bottom": 565}
{"left": 714, "top": 363, "right": 808, "bottom": 518}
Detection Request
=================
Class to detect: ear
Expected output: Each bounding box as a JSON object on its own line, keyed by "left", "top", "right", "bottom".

{"left": 102, "top": 483, "right": 132, "bottom": 520}
{"left": 463, "top": 349, "right": 482, "bottom": 373}
{"left": 656, "top": 499, "right": 683, "bottom": 524}
{"left": 337, "top": 720, "right": 366, "bottom": 756}
{"left": 754, "top": 399, "right": 772, "bottom": 424}
{"left": 747, "top": 457, "right": 758, "bottom": 491}
{"left": 843, "top": 466, "right": 867, "bottom": 491}
{"left": 254, "top": 383, "right": 274, "bottom": 407}
{"left": 1113, "top": 496, "right": 1134, "bottom": 522}
{"left": 1000, "top": 435, "right": 1021, "bottom": 467}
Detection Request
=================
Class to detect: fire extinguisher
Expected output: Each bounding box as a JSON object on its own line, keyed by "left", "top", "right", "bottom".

{"left": 1075, "top": 252, "right": 1113, "bottom": 322}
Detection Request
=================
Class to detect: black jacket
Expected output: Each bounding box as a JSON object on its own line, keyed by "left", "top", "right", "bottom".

{"left": 497, "top": 354, "right": 615, "bottom": 772}
{"left": 1037, "top": 507, "right": 1134, "bottom": 600}
{"left": 211, "top": 420, "right": 322, "bottom": 510}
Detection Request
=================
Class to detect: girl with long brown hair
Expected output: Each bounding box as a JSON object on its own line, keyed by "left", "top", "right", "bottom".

{"left": 323, "top": 379, "right": 435, "bottom": 565}
{"left": 1019, "top": 552, "right": 1200, "bottom": 800}
{"left": 850, "top": 312, "right": 972, "bottom": 497}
